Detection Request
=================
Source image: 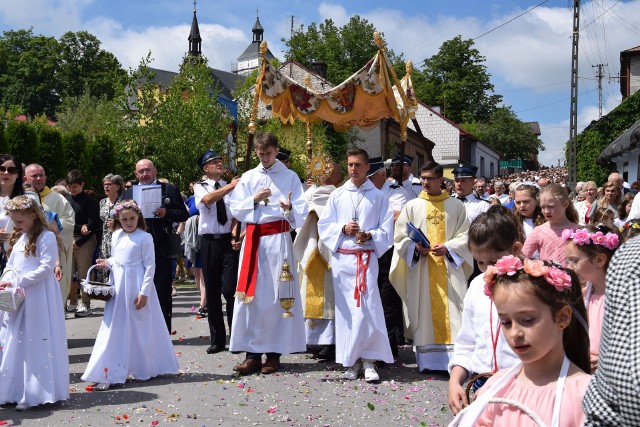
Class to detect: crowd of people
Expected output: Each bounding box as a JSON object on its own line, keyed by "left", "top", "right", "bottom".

{"left": 1, "top": 135, "right": 639, "bottom": 425}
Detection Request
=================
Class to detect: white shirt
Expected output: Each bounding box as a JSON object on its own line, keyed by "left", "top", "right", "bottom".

{"left": 382, "top": 180, "right": 411, "bottom": 212}
{"left": 449, "top": 273, "right": 519, "bottom": 375}
{"left": 194, "top": 178, "right": 233, "bottom": 235}
{"left": 400, "top": 174, "right": 423, "bottom": 199}
{"left": 455, "top": 192, "right": 490, "bottom": 223}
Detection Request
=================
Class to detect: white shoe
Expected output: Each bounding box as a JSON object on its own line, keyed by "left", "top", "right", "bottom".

{"left": 15, "top": 403, "right": 29, "bottom": 411}
{"left": 75, "top": 305, "right": 92, "bottom": 318}
{"left": 66, "top": 304, "right": 77, "bottom": 313}
{"left": 363, "top": 360, "right": 380, "bottom": 382}
{"left": 343, "top": 360, "right": 363, "bottom": 380}
{"left": 96, "top": 383, "right": 110, "bottom": 391}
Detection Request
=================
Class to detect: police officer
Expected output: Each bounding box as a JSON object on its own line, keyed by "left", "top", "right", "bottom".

{"left": 195, "top": 150, "right": 240, "bottom": 354}
{"left": 390, "top": 153, "right": 422, "bottom": 199}
{"left": 452, "top": 162, "right": 490, "bottom": 223}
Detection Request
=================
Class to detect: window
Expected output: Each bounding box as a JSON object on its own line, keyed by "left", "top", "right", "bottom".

{"left": 480, "top": 156, "right": 485, "bottom": 177}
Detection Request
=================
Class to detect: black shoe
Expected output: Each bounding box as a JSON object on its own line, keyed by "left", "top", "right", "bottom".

{"left": 206, "top": 345, "right": 226, "bottom": 354}
{"left": 316, "top": 345, "right": 335, "bottom": 360}
{"left": 196, "top": 306, "right": 208, "bottom": 317}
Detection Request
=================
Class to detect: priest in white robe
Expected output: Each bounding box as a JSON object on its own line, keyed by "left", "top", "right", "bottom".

{"left": 317, "top": 148, "right": 394, "bottom": 382}
{"left": 389, "top": 161, "right": 473, "bottom": 372}
{"left": 293, "top": 162, "right": 342, "bottom": 359}
{"left": 229, "top": 133, "right": 308, "bottom": 376}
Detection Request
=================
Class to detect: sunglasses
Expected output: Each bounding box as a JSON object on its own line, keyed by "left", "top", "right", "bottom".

{"left": 0, "top": 166, "right": 18, "bottom": 175}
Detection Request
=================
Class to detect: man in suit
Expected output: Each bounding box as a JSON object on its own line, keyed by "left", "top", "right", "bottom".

{"left": 123, "top": 159, "right": 189, "bottom": 331}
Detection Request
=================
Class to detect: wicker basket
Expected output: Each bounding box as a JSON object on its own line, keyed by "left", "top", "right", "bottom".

{"left": 81, "top": 265, "right": 115, "bottom": 301}
{"left": 0, "top": 268, "right": 25, "bottom": 313}
{"left": 465, "top": 372, "right": 493, "bottom": 403}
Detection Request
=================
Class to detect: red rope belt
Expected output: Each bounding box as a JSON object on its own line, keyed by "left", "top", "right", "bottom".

{"left": 337, "top": 248, "right": 373, "bottom": 307}
{"left": 236, "top": 220, "right": 290, "bottom": 302}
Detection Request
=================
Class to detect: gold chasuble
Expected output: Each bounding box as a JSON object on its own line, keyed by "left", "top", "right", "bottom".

{"left": 304, "top": 248, "right": 329, "bottom": 319}
{"left": 418, "top": 191, "right": 450, "bottom": 344}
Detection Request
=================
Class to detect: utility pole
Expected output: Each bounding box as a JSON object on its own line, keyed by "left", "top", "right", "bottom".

{"left": 593, "top": 63, "right": 607, "bottom": 119}
{"left": 289, "top": 15, "right": 295, "bottom": 78}
{"left": 568, "top": 0, "right": 580, "bottom": 184}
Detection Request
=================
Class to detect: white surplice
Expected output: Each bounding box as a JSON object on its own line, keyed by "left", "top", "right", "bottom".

{"left": 293, "top": 184, "right": 336, "bottom": 345}
{"left": 317, "top": 179, "right": 394, "bottom": 366}
{"left": 82, "top": 229, "right": 179, "bottom": 384}
{"left": 0, "top": 231, "right": 69, "bottom": 407}
{"left": 229, "top": 160, "right": 308, "bottom": 354}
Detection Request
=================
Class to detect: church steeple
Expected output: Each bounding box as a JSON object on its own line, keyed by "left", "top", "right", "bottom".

{"left": 252, "top": 12, "right": 264, "bottom": 43}
{"left": 188, "top": 0, "right": 202, "bottom": 57}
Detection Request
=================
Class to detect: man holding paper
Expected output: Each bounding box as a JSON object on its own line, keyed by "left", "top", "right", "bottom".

{"left": 389, "top": 161, "right": 472, "bottom": 372}
{"left": 123, "top": 159, "right": 189, "bottom": 331}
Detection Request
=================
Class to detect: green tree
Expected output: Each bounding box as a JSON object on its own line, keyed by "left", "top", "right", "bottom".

{"left": 0, "top": 120, "right": 6, "bottom": 154}
{"left": 38, "top": 126, "right": 66, "bottom": 182}
{"left": 57, "top": 31, "right": 126, "bottom": 100}
{"left": 568, "top": 90, "right": 640, "bottom": 183}
{"left": 62, "top": 131, "right": 88, "bottom": 173}
{"left": 5, "top": 120, "right": 39, "bottom": 164}
{"left": 112, "top": 54, "right": 231, "bottom": 190}
{"left": 56, "top": 91, "right": 120, "bottom": 137}
{"left": 462, "top": 107, "right": 543, "bottom": 159}
{"left": 418, "top": 36, "right": 502, "bottom": 124}
{"left": 83, "top": 134, "right": 116, "bottom": 192}
{"left": 283, "top": 16, "right": 382, "bottom": 84}
{"left": 0, "top": 29, "right": 60, "bottom": 117}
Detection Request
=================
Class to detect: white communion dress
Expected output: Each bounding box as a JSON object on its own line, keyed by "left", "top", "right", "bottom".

{"left": 0, "top": 231, "right": 69, "bottom": 407}
{"left": 81, "top": 228, "right": 179, "bottom": 384}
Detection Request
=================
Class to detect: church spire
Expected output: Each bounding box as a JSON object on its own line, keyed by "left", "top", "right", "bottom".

{"left": 188, "top": 0, "right": 202, "bottom": 57}
{"left": 252, "top": 8, "right": 264, "bottom": 43}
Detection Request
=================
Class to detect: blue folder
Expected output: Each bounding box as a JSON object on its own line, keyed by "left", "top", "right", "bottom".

{"left": 406, "top": 222, "right": 430, "bottom": 248}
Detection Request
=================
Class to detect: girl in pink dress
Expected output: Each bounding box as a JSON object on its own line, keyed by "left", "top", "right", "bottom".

{"left": 562, "top": 224, "right": 620, "bottom": 372}
{"left": 450, "top": 255, "right": 591, "bottom": 427}
{"left": 522, "top": 184, "right": 579, "bottom": 266}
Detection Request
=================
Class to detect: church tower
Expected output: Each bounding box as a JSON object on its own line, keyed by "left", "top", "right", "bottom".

{"left": 233, "top": 12, "right": 275, "bottom": 76}
{"left": 188, "top": 1, "right": 202, "bottom": 58}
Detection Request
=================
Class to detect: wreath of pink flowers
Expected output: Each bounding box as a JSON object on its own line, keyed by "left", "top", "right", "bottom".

{"left": 5, "top": 197, "right": 36, "bottom": 211}
{"left": 483, "top": 255, "right": 572, "bottom": 298}
{"left": 561, "top": 228, "right": 619, "bottom": 250}
{"left": 112, "top": 200, "right": 142, "bottom": 217}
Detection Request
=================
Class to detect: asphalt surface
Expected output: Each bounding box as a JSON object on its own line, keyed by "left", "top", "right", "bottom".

{"left": 1, "top": 282, "right": 454, "bottom": 426}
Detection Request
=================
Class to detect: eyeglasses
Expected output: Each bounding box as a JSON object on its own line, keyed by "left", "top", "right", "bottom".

{"left": 566, "top": 255, "right": 596, "bottom": 267}
{"left": 0, "top": 166, "right": 18, "bottom": 175}
{"left": 420, "top": 176, "right": 440, "bottom": 182}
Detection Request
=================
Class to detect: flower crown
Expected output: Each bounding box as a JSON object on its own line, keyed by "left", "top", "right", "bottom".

{"left": 483, "top": 255, "right": 572, "bottom": 298}
{"left": 621, "top": 221, "right": 640, "bottom": 232}
{"left": 5, "top": 196, "right": 36, "bottom": 212}
{"left": 113, "top": 200, "right": 142, "bottom": 216}
{"left": 561, "top": 228, "right": 619, "bottom": 250}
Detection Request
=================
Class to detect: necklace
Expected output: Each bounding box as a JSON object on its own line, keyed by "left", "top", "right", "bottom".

{"left": 349, "top": 187, "right": 366, "bottom": 221}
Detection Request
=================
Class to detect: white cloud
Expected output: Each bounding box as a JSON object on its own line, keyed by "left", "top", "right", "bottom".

{"left": 0, "top": 0, "right": 91, "bottom": 36}
{"left": 318, "top": 3, "right": 349, "bottom": 27}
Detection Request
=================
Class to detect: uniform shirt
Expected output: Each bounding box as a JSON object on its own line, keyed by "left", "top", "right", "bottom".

{"left": 194, "top": 179, "right": 233, "bottom": 235}
{"left": 382, "top": 180, "right": 411, "bottom": 212}
{"left": 454, "top": 192, "right": 490, "bottom": 222}
{"left": 400, "top": 174, "right": 423, "bottom": 199}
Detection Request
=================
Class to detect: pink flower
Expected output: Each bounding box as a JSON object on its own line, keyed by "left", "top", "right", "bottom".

{"left": 523, "top": 259, "right": 549, "bottom": 277}
{"left": 571, "top": 228, "right": 591, "bottom": 245}
{"left": 591, "top": 231, "right": 606, "bottom": 246}
{"left": 604, "top": 233, "right": 619, "bottom": 250}
{"left": 483, "top": 265, "right": 498, "bottom": 297}
{"left": 494, "top": 255, "right": 523, "bottom": 276}
{"left": 544, "top": 267, "right": 572, "bottom": 292}
{"left": 561, "top": 229, "right": 574, "bottom": 241}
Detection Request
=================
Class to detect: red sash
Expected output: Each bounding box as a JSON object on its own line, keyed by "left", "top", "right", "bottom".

{"left": 236, "top": 220, "right": 290, "bottom": 302}
{"left": 337, "top": 248, "right": 373, "bottom": 307}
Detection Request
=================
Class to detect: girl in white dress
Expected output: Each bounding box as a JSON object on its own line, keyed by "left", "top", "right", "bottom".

{"left": 81, "top": 200, "right": 178, "bottom": 390}
{"left": 0, "top": 195, "right": 69, "bottom": 411}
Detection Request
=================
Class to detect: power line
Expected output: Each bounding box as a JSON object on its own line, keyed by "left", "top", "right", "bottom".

{"left": 472, "top": 0, "right": 550, "bottom": 41}
{"left": 515, "top": 88, "right": 597, "bottom": 114}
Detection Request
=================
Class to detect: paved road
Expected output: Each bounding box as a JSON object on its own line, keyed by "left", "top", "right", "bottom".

{"left": 1, "top": 284, "right": 454, "bottom": 426}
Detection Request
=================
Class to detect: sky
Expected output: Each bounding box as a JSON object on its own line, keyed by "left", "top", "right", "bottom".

{"left": 2, "top": 0, "right": 640, "bottom": 166}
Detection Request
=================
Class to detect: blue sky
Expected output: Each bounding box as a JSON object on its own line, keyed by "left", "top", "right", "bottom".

{"left": 2, "top": 0, "right": 640, "bottom": 166}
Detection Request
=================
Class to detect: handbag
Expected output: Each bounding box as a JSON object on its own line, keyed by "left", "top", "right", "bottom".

{"left": 0, "top": 268, "right": 25, "bottom": 313}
